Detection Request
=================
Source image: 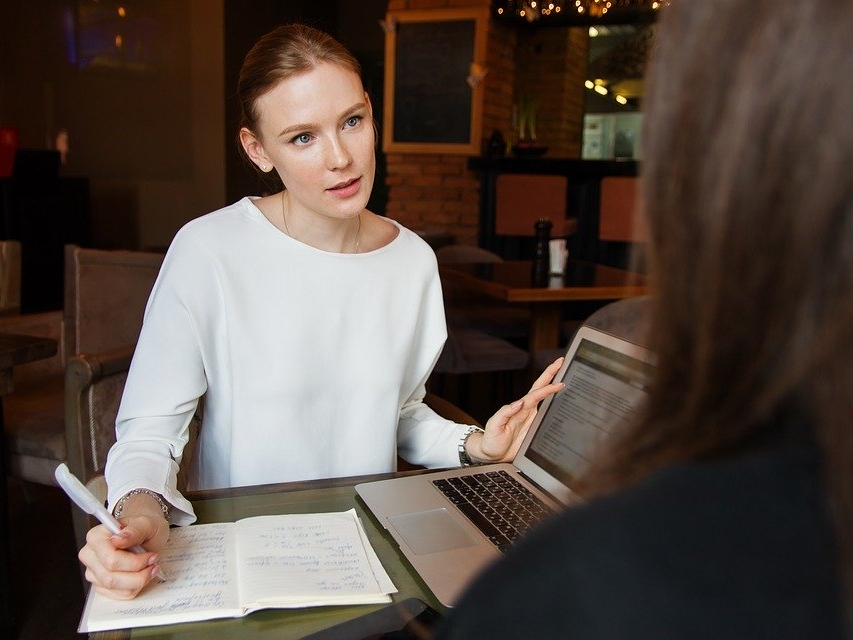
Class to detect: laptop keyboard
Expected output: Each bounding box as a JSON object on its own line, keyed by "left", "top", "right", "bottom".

{"left": 432, "top": 470, "right": 555, "bottom": 553}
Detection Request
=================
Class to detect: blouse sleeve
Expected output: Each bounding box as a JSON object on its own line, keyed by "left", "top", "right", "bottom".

{"left": 395, "top": 249, "right": 472, "bottom": 468}
{"left": 397, "top": 385, "right": 472, "bottom": 468}
{"left": 104, "top": 230, "right": 215, "bottom": 526}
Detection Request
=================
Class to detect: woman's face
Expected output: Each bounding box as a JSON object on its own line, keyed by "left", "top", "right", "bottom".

{"left": 249, "top": 62, "right": 375, "bottom": 223}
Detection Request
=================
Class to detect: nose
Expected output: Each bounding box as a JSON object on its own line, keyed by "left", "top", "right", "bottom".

{"left": 324, "top": 134, "right": 352, "bottom": 170}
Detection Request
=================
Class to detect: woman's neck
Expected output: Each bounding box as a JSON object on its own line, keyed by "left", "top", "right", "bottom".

{"left": 279, "top": 190, "right": 362, "bottom": 254}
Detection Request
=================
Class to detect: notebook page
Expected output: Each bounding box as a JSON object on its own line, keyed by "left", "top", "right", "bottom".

{"left": 236, "top": 509, "right": 394, "bottom": 610}
{"left": 79, "top": 522, "right": 241, "bottom": 633}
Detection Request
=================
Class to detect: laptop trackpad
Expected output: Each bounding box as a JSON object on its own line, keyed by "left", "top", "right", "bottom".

{"left": 389, "top": 509, "right": 478, "bottom": 555}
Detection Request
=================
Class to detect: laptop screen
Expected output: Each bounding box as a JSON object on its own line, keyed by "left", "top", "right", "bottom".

{"left": 524, "top": 337, "right": 654, "bottom": 487}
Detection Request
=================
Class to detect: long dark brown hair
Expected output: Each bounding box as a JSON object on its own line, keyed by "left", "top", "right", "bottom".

{"left": 587, "top": 0, "right": 853, "bottom": 605}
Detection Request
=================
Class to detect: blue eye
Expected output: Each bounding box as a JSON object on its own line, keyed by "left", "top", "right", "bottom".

{"left": 344, "top": 115, "right": 362, "bottom": 129}
{"left": 291, "top": 133, "right": 312, "bottom": 145}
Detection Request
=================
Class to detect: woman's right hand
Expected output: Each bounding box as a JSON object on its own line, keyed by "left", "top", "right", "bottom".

{"left": 78, "top": 510, "right": 170, "bottom": 600}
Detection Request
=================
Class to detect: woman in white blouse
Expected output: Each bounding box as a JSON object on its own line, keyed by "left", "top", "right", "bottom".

{"left": 77, "top": 23, "right": 564, "bottom": 600}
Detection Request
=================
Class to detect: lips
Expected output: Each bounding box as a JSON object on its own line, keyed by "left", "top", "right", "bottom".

{"left": 328, "top": 177, "right": 361, "bottom": 198}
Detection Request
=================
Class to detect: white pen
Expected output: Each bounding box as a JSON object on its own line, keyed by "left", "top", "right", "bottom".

{"left": 54, "top": 463, "right": 167, "bottom": 580}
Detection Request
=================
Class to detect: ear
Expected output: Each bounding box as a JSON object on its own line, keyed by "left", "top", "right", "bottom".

{"left": 240, "top": 127, "right": 270, "bottom": 172}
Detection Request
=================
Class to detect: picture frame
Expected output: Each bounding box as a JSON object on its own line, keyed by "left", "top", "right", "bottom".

{"left": 382, "top": 7, "right": 489, "bottom": 155}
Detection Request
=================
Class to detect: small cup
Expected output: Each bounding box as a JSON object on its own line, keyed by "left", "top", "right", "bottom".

{"left": 548, "top": 239, "right": 568, "bottom": 275}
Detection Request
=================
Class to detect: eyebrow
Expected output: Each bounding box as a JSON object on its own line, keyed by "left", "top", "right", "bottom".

{"left": 277, "top": 101, "right": 368, "bottom": 138}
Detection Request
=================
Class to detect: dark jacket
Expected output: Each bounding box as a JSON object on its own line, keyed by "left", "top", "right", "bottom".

{"left": 435, "top": 432, "right": 846, "bottom": 639}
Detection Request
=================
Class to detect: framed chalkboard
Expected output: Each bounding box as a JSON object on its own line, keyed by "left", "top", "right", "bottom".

{"left": 382, "top": 8, "right": 489, "bottom": 155}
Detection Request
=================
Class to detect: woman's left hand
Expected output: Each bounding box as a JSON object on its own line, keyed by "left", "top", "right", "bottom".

{"left": 466, "top": 357, "right": 565, "bottom": 464}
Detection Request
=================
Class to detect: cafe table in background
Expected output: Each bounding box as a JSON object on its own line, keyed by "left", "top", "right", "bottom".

{"left": 438, "top": 260, "right": 649, "bottom": 358}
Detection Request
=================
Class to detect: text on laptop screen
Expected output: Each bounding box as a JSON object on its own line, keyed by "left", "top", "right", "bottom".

{"left": 526, "top": 338, "right": 654, "bottom": 486}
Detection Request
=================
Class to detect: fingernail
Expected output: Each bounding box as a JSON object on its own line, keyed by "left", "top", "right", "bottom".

{"left": 151, "top": 565, "right": 168, "bottom": 583}
{"left": 511, "top": 399, "right": 523, "bottom": 409}
{"left": 147, "top": 554, "right": 159, "bottom": 566}
{"left": 111, "top": 530, "right": 132, "bottom": 540}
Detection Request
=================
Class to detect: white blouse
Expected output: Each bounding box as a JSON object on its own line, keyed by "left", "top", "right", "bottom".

{"left": 105, "top": 197, "right": 469, "bottom": 525}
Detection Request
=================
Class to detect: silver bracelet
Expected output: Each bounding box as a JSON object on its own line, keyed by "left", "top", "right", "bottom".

{"left": 113, "top": 488, "right": 171, "bottom": 523}
{"left": 458, "top": 426, "right": 485, "bottom": 467}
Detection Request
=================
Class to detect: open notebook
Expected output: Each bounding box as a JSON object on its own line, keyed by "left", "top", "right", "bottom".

{"left": 78, "top": 509, "right": 396, "bottom": 633}
{"left": 356, "top": 325, "right": 655, "bottom": 607}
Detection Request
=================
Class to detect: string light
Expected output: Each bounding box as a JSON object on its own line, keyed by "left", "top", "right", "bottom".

{"left": 495, "top": 0, "right": 669, "bottom": 24}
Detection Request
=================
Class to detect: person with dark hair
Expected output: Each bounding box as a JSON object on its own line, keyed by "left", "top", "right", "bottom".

{"left": 435, "top": 1, "right": 851, "bottom": 637}
{"left": 77, "top": 23, "right": 564, "bottom": 600}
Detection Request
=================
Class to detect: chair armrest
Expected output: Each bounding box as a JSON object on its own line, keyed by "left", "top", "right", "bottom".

{"left": 424, "top": 391, "right": 481, "bottom": 427}
{"left": 64, "top": 346, "right": 135, "bottom": 484}
{"left": 65, "top": 345, "right": 136, "bottom": 561}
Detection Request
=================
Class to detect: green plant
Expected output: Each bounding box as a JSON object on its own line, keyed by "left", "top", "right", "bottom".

{"left": 517, "top": 93, "right": 538, "bottom": 142}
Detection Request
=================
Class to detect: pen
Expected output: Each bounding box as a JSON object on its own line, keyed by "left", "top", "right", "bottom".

{"left": 54, "top": 463, "right": 167, "bottom": 580}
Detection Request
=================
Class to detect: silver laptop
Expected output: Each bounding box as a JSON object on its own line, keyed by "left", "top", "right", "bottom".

{"left": 355, "top": 325, "right": 655, "bottom": 607}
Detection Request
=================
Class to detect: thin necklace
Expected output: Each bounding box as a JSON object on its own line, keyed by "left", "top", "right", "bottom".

{"left": 280, "top": 190, "right": 361, "bottom": 253}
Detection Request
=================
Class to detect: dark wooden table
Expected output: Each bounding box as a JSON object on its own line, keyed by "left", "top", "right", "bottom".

{"left": 439, "top": 260, "right": 649, "bottom": 356}
{"left": 0, "top": 332, "right": 58, "bottom": 638}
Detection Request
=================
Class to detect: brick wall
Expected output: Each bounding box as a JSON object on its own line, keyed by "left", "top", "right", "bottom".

{"left": 384, "top": 0, "right": 586, "bottom": 245}
{"left": 515, "top": 28, "right": 588, "bottom": 157}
